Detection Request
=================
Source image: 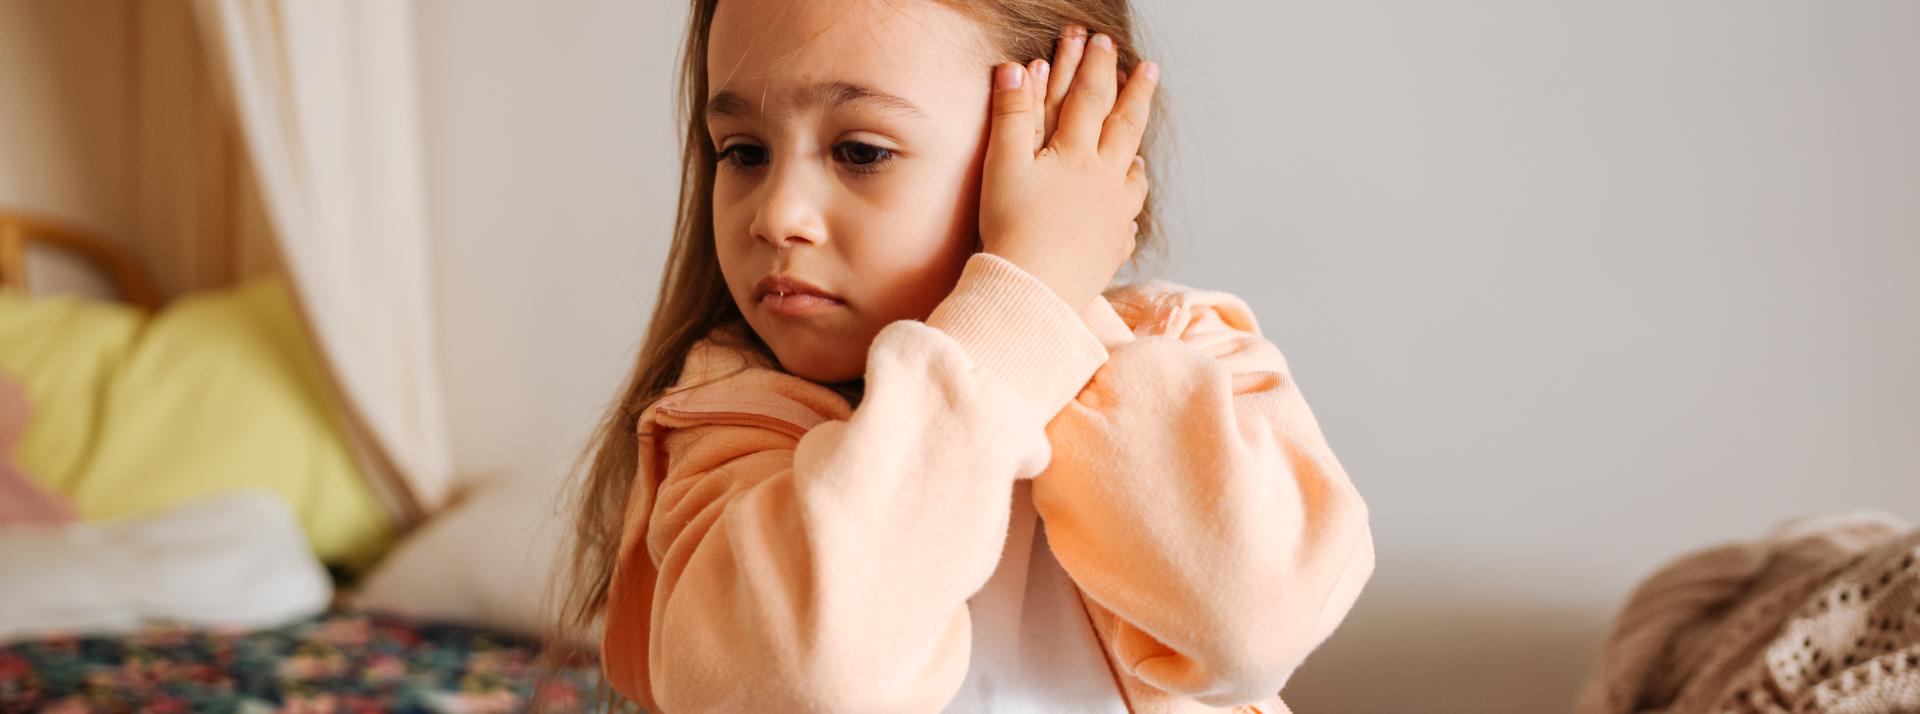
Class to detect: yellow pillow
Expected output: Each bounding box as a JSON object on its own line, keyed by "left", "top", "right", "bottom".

{"left": 0, "top": 290, "right": 142, "bottom": 491}
{"left": 0, "top": 277, "right": 390, "bottom": 571}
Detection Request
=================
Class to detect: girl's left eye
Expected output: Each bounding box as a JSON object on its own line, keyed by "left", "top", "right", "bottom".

{"left": 833, "top": 141, "right": 896, "bottom": 174}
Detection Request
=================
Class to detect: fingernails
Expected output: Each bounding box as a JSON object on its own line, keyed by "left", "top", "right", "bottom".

{"left": 1068, "top": 25, "right": 1088, "bottom": 40}
{"left": 995, "top": 63, "right": 1024, "bottom": 90}
{"left": 1036, "top": 60, "right": 1050, "bottom": 85}
{"left": 1092, "top": 33, "right": 1114, "bottom": 50}
{"left": 1142, "top": 61, "right": 1159, "bottom": 81}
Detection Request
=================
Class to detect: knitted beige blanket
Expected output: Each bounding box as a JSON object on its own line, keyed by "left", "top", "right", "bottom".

{"left": 1576, "top": 511, "right": 1920, "bottom": 714}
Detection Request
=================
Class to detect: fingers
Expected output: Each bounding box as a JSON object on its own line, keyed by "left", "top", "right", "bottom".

{"left": 1099, "top": 60, "right": 1158, "bottom": 170}
{"left": 1127, "top": 154, "right": 1150, "bottom": 203}
{"left": 1043, "top": 26, "right": 1088, "bottom": 147}
{"left": 1029, "top": 58, "right": 1050, "bottom": 150}
{"left": 1126, "top": 156, "right": 1148, "bottom": 252}
{"left": 986, "top": 62, "right": 1038, "bottom": 167}
{"left": 1052, "top": 31, "right": 1120, "bottom": 153}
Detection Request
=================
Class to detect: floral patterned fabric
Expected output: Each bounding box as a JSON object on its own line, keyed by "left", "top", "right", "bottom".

{"left": 0, "top": 609, "right": 604, "bottom": 713}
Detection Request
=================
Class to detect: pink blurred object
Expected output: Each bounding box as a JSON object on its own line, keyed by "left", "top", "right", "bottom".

{"left": 0, "top": 370, "right": 78, "bottom": 525}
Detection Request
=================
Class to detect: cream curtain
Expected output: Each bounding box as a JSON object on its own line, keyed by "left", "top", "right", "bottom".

{"left": 190, "top": 0, "right": 453, "bottom": 521}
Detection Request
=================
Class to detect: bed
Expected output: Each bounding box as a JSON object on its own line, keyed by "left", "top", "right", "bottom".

{"left": 0, "top": 609, "right": 600, "bottom": 713}
{"left": 0, "top": 212, "right": 607, "bottom": 713}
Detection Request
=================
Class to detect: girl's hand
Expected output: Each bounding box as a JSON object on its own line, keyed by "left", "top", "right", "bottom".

{"left": 979, "top": 29, "right": 1158, "bottom": 311}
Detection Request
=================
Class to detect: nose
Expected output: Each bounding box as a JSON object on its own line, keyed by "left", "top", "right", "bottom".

{"left": 749, "top": 161, "right": 827, "bottom": 249}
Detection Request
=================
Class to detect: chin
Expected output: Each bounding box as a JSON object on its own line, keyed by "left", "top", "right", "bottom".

{"left": 768, "top": 340, "right": 865, "bottom": 385}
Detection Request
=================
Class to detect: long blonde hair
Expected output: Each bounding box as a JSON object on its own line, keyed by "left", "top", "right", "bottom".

{"left": 549, "top": 0, "right": 1169, "bottom": 704}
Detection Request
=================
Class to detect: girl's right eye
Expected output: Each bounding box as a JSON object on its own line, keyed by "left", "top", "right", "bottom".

{"left": 716, "top": 144, "right": 768, "bottom": 170}
{"left": 714, "top": 141, "right": 897, "bottom": 175}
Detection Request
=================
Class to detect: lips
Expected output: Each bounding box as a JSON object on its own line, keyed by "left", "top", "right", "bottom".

{"left": 753, "top": 274, "right": 839, "bottom": 302}
{"left": 754, "top": 274, "right": 844, "bottom": 316}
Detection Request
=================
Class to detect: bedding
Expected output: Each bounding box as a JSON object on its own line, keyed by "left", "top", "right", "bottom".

{"left": 352, "top": 474, "right": 591, "bottom": 648}
{"left": 0, "top": 276, "right": 390, "bottom": 570}
{"left": 0, "top": 288, "right": 142, "bottom": 486}
{"left": 0, "top": 371, "right": 75, "bottom": 525}
{"left": 1575, "top": 510, "right": 1920, "bottom": 713}
{"left": 0, "top": 608, "right": 602, "bottom": 713}
{"left": 0, "top": 490, "right": 330, "bottom": 643}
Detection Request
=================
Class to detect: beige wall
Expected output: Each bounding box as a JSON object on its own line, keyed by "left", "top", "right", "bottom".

{"left": 1165, "top": 3, "right": 1920, "bottom": 709}
{"left": 0, "top": 0, "right": 132, "bottom": 244}
{"left": 414, "top": 0, "right": 683, "bottom": 490}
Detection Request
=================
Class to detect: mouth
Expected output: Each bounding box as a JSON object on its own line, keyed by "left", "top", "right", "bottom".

{"left": 754, "top": 274, "right": 844, "bottom": 317}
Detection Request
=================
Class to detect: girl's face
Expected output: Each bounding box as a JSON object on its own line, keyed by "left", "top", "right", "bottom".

{"left": 707, "top": 0, "right": 997, "bottom": 384}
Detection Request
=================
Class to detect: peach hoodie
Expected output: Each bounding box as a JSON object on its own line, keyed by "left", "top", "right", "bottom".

{"left": 601, "top": 252, "right": 1375, "bottom": 713}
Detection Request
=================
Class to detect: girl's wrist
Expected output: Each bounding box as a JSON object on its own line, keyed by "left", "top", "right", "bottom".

{"left": 925, "top": 253, "right": 1109, "bottom": 421}
{"left": 980, "top": 247, "right": 1095, "bottom": 309}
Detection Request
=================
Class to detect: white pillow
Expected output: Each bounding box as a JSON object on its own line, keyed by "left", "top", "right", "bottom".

{"left": 351, "top": 475, "right": 594, "bottom": 646}
{"left": 0, "top": 489, "right": 331, "bottom": 642}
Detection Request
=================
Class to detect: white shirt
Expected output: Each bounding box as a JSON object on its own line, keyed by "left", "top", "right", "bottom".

{"left": 945, "top": 479, "right": 1133, "bottom": 714}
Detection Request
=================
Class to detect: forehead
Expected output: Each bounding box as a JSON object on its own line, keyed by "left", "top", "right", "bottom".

{"left": 707, "top": 0, "right": 992, "bottom": 119}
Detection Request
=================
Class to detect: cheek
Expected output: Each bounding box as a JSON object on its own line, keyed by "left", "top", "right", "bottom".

{"left": 711, "top": 197, "right": 757, "bottom": 296}
{"left": 867, "top": 143, "right": 986, "bottom": 247}
{"left": 845, "top": 157, "right": 984, "bottom": 318}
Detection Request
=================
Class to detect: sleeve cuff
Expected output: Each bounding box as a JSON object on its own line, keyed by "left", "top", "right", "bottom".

{"left": 923, "top": 252, "right": 1111, "bottom": 422}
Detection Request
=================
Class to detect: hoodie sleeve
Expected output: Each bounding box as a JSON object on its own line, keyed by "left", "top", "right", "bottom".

{"left": 1030, "top": 289, "right": 1376, "bottom": 708}
{"left": 603, "top": 252, "right": 1110, "bottom": 713}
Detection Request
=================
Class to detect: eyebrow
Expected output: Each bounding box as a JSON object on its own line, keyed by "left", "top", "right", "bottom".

{"left": 705, "top": 81, "right": 928, "bottom": 122}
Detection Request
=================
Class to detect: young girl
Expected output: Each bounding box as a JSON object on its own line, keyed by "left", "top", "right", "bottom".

{"left": 559, "top": 1, "right": 1375, "bottom": 712}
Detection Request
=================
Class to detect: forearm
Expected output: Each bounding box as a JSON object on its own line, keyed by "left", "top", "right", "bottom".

{"left": 1034, "top": 335, "right": 1373, "bottom": 705}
